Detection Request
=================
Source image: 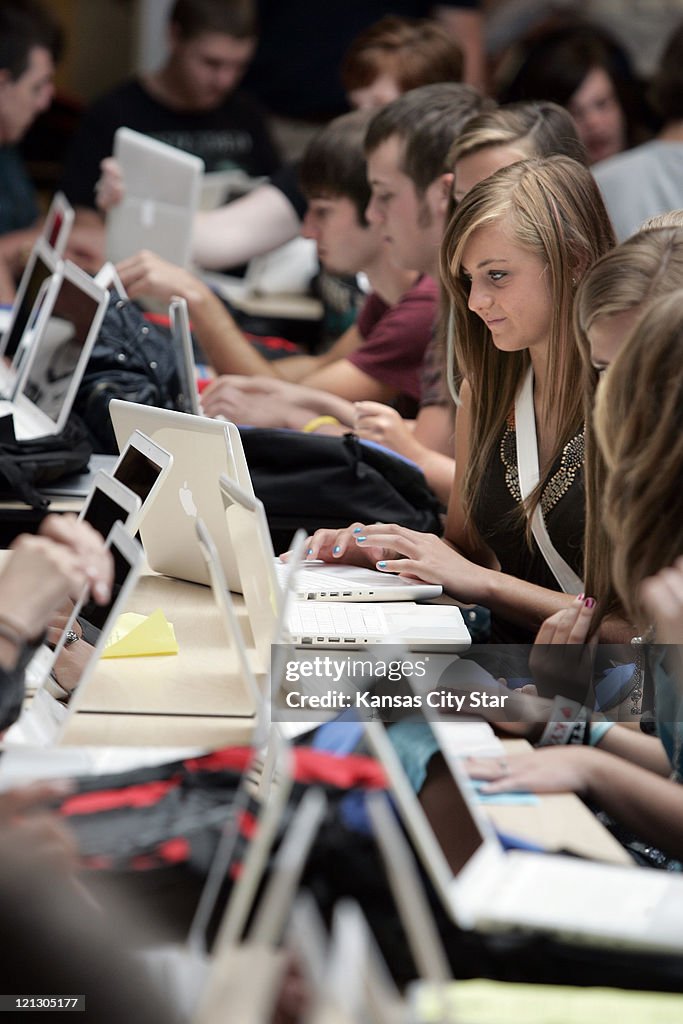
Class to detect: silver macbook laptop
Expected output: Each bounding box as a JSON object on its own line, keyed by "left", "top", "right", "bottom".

{"left": 218, "top": 473, "right": 471, "bottom": 656}
{"left": 109, "top": 400, "right": 250, "bottom": 590}
{"left": 0, "top": 191, "right": 73, "bottom": 359}
{"left": 107, "top": 127, "right": 204, "bottom": 267}
{"left": 0, "top": 261, "right": 108, "bottom": 439}
{"left": 364, "top": 704, "right": 683, "bottom": 954}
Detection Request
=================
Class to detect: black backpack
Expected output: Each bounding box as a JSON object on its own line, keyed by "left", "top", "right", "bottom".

{"left": 0, "top": 414, "right": 92, "bottom": 510}
{"left": 239, "top": 428, "right": 443, "bottom": 553}
{"left": 75, "top": 295, "right": 184, "bottom": 453}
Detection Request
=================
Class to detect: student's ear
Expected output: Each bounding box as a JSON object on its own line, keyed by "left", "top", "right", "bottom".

{"left": 434, "top": 172, "right": 454, "bottom": 216}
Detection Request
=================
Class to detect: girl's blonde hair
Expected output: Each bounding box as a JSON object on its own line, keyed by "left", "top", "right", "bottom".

{"left": 440, "top": 155, "right": 614, "bottom": 527}
{"left": 595, "top": 288, "right": 683, "bottom": 626}
{"left": 574, "top": 227, "right": 683, "bottom": 624}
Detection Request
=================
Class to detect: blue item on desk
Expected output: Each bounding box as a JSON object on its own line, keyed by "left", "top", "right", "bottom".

{"left": 473, "top": 784, "right": 539, "bottom": 806}
{"left": 495, "top": 829, "right": 547, "bottom": 853}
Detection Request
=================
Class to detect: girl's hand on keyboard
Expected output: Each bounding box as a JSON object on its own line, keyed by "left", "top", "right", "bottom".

{"left": 356, "top": 524, "right": 488, "bottom": 597}
{"left": 466, "top": 746, "right": 601, "bottom": 798}
{"left": 295, "top": 522, "right": 395, "bottom": 567}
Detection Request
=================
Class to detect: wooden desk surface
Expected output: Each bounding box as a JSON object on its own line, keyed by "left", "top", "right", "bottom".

{"left": 492, "top": 740, "right": 631, "bottom": 865}
{"left": 61, "top": 571, "right": 265, "bottom": 744}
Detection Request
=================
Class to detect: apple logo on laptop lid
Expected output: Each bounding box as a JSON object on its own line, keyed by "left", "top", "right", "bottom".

{"left": 179, "top": 480, "right": 197, "bottom": 517}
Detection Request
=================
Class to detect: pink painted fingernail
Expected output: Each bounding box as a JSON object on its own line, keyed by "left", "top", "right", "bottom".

{"left": 576, "top": 593, "right": 585, "bottom": 602}
{"left": 584, "top": 597, "right": 595, "bottom": 609}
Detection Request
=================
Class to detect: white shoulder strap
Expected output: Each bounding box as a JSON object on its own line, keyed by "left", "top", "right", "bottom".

{"left": 514, "top": 366, "right": 584, "bottom": 595}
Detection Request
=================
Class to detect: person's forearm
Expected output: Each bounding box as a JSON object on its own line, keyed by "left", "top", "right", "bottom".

{"left": 191, "top": 185, "right": 301, "bottom": 270}
{"left": 597, "top": 725, "right": 672, "bottom": 776}
{"left": 584, "top": 751, "right": 683, "bottom": 859}
{"left": 186, "top": 283, "right": 278, "bottom": 378}
{"left": 410, "top": 447, "right": 454, "bottom": 505}
{"left": 462, "top": 563, "right": 577, "bottom": 632}
{"left": 284, "top": 388, "right": 356, "bottom": 425}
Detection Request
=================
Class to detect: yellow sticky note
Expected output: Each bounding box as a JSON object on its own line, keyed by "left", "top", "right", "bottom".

{"left": 101, "top": 608, "right": 178, "bottom": 658}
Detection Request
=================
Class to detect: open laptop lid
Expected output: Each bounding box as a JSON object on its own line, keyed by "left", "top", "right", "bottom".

{"left": 107, "top": 127, "right": 204, "bottom": 267}
{"left": 6, "top": 523, "right": 144, "bottom": 747}
{"left": 0, "top": 191, "right": 72, "bottom": 359}
{"left": 78, "top": 469, "right": 141, "bottom": 537}
{"left": 169, "top": 296, "right": 200, "bottom": 415}
{"left": 111, "top": 428, "right": 173, "bottom": 533}
{"left": 15, "top": 260, "right": 108, "bottom": 433}
{"left": 24, "top": 473, "right": 143, "bottom": 688}
{"left": 0, "top": 240, "right": 60, "bottom": 365}
{"left": 109, "top": 400, "right": 244, "bottom": 590}
{"left": 42, "top": 191, "right": 74, "bottom": 253}
{"left": 195, "top": 516, "right": 264, "bottom": 721}
{"left": 94, "top": 261, "right": 128, "bottom": 300}
{"left": 39, "top": 425, "right": 172, "bottom": 502}
{"left": 218, "top": 472, "right": 281, "bottom": 668}
{"left": 359, "top": 667, "right": 504, "bottom": 930}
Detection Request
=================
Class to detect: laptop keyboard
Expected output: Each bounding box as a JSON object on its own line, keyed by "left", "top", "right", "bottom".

{"left": 287, "top": 602, "right": 387, "bottom": 643}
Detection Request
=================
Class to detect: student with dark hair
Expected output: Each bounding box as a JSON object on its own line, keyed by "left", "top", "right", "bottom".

{"left": 0, "top": 0, "right": 62, "bottom": 299}
{"left": 59, "top": 0, "right": 279, "bottom": 266}
{"left": 497, "top": 21, "right": 650, "bottom": 165}
{"left": 593, "top": 21, "right": 683, "bottom": 240}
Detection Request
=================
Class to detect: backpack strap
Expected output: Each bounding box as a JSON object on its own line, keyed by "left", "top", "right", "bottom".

{"left": 514, "top": 365, "right": 584, "bottom": 595}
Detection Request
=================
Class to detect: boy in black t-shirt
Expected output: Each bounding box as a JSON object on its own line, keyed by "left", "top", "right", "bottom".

{"left": 59, "top": 0, "right": 280, "bottom": 264}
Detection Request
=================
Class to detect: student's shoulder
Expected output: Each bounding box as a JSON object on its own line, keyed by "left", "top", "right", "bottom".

{"left": 397, "top": 274, "right": 439, "bottom": 309}
{"left": 592, "top": 141, "right": 663, "bottom": 185}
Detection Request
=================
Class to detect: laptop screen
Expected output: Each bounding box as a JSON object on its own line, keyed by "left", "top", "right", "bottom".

{"left": 82, "top": 486, "right": 132, "bottom": 541}
{"left": 365, "top": 672, "right": 487, "bottom": 879}
{"left": 74, "top": 531, "right": 137, "bottom": 634}
{"left": 2, "top": 249, "right": 54, "bottom": 361}
{"left": 113, "top": 445, "right": 162, "bottom": 502}
{"left": 21, "top": 274, "right": 99, "bottom": 423}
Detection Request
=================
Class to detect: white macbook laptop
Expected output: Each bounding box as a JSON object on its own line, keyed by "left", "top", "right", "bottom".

{"left": 109, "top": 400, "right": 250, "bottom": 590}
{"left": 107, "top": 127, "right": 204, "bottom": 267}
{"left": 0, "top": 261, "right": 108, "bottom": 439}
{"left": 0, "top": 191, "right": 73, "bottom": 355}
{"left": 364, "top": 706, "right": 683, "bottom": 954}
{"left": 274, "top": 559, "right": 442, "bottom": 604}
{"left": 218, "top": 473, "right": 471, "bottom": 656}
